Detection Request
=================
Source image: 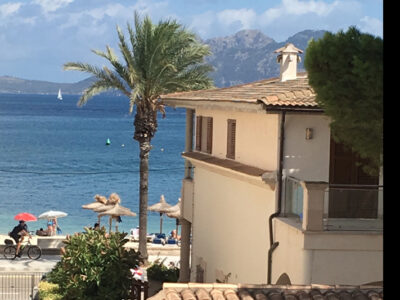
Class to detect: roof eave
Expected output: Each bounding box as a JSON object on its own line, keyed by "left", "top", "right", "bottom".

{"left": 162, "top": 98, "right": 267, "bottom": 113}
{"left": 264, "top": 105, "right": 324, "bottom": 114}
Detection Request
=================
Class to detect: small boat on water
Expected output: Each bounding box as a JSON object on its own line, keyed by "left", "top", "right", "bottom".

{"left": 57, "top": 89, "right": 63, "bottom": 101}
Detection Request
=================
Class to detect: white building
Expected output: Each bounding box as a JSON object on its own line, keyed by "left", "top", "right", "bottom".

{"left": 161, "top": 43, "right": 383, "bottom": 285}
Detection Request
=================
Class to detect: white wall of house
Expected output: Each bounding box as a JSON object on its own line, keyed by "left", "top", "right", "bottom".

{"left": 196, "top": 108, "right": 279, "bottom": 171}
{"left": 190, "top": 165, "right": 275, "bottom": 284}
{"left": 283, "top": 114, "right": 331, "bottom": 181}
{"left": 272, "top": 218, "right": 383, "bottom": 285}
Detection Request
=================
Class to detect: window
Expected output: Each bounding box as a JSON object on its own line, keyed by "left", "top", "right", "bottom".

{"left": 195, "top": 116, "right": 213, "bottom": 154}
{"left": 226, "top": 119, "right": 236, "bottom": 159}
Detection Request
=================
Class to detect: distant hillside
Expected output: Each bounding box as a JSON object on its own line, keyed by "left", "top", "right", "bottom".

{"left": 0, "top": 76, "right": 96, "bottom": 95}
{"left": 0, "top": 29, "right": 326, "bottom": 94}
{"left": 205, "top": 29, "right": 326, "bottom": 87}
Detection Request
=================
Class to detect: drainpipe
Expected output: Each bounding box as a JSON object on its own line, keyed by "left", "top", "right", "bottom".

{"left": 267, "top": 110, "right": 286, "bottom": 284}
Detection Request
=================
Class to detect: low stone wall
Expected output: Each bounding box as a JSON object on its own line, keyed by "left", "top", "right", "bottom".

{"left": 36, "top": 236, "right": 66, "bottom": 249}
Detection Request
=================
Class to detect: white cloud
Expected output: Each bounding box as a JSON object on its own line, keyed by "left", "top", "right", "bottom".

{"left": 360, "top": 16, "right": 383, "bottom": 37}
{"left": 281, "top": 0, "right": 337, "bottom": 16}
{"left": 0, "top": 2, "right": 23, "bottom": 17}
{"left": 32, "top": 0, "right": 74, "bottom": 13}
{"left": 260, "top": 0, "right": 340, "bottom": 26}
{"left": 217, "top": 9, "right": 257, "bottom": 29}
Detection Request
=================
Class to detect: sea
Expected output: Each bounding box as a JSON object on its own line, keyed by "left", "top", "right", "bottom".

{"left": 0, "top": 93, "right": 187, "bottom": 236}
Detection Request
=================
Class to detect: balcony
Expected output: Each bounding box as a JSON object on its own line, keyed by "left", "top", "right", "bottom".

{"left": 283, "top": 176, "right": 383, "bottom": 231}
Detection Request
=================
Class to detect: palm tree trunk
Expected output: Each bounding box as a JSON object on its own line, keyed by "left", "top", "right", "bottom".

{"left": 138, "top": 139, "right": 151, "bottom": 262}
{"left": 134, "top": 102, "right": 158, "bottom": 264}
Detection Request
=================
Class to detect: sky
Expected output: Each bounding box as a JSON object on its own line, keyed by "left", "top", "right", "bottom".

{"left": 0, "top": 0, "right": 383, "bottom": 83}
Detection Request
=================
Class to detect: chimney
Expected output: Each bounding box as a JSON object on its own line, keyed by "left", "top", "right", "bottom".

{"left": 274, "top": 43, "right": 303, "bottom": 82}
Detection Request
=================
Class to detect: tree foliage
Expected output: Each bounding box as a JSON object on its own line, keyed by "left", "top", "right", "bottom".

{"left": 304, "top": 27, "right": 383, "bottom": 174}
{"left": 47, "top": 228, "right": 142, "bottom": 299}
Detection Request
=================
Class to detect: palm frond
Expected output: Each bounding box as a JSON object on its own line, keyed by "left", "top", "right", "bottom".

{"left": 63, "top": 62, "right": 108, "bottom": 79}
{"left": 77, "top": 79, "right": 115, "bottom": 106}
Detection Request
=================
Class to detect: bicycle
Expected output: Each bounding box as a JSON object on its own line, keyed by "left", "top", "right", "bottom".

{"left": 3, "top": 236, "right": 42, "bottom": 260}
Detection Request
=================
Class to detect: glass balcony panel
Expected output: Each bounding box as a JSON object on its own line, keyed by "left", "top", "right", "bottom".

{"left": 324, "top": 185, "right": 383, "bottom": 231}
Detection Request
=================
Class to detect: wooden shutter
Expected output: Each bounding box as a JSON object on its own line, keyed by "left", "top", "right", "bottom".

{"left": 195, "top": 116, "right": 202, "bottom": 151}
{"left": 206, "top": 117, "right": 213, "bottom": 154}
{"left": 226, "top": 119, "right": 236, "bottom": 159}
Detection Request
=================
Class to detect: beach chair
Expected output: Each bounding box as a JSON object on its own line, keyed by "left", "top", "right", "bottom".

{"left": 152, "top": 233, "right": 166, "bottom": 245}
{"left": 167, "top": 238, "right": 178, "bottom": 245}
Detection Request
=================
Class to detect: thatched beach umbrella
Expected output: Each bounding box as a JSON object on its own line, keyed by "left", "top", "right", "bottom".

{"left": 147, "top": 194, "right": 172, "bottom": 234}
{"left": 165, "top": 198, "right": 181, "bottom": 236}
{"left": 82, "top": 194, "right": 107, "bottom": 209}
{"left": 82, "top": 194, "right": 108, "bottom": 225}
{"left": 98, "top": 204, "right": 136, "bottom": 233}
{"left": 93, "top": 192, "right": 122, "bottom": 213}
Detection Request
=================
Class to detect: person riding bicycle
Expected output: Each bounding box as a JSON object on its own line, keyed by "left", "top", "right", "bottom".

{"left": 9, "top": 220, "right": 31, "bottom": 257}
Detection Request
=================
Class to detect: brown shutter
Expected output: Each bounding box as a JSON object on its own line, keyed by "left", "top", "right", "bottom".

{"left": 226, "top": 119, "right": 236, "bottom": 159}
{"left": 195, "top": 116, "right": 202, "bottom": 151}
{"left": 206, "top": 117, "right": 213, "bottom": 154}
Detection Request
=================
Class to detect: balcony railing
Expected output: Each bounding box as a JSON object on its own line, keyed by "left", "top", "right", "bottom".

{"left": 284, "top": 176, "right": 304, "bottom": 219}
{"left": 323, "top": 184, "right": 383, "bottom": 231}
{"left": 283, "top": 177, "right": 383, "bottom": 231}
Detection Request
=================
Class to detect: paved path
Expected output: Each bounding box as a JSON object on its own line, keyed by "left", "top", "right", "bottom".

{"left": 0, "top": 255, "right": 61, "bottom": 273}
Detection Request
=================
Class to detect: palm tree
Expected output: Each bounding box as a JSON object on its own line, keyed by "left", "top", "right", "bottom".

{"left": 64, "top": 11, "right": 213, "bottom": 261}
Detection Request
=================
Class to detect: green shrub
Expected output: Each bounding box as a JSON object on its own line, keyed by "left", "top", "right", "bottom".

{"left": 46, "top": 227, "right": 142, "bottom": 300}
{"left": 37, "top": 281, "right": 62, "bottom": 300}
{"left": 147, "top": 258, "right": 179, "bottom": 283}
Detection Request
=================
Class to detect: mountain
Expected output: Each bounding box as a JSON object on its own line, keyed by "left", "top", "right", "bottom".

{"left": 205, "top": 29, "right": 326, "bottom": 87}
{"left": 0, "top": 76, "right": 97, "bottom": 95}
{"left": 0, "top": 29, "right": 326, "bottom": 94}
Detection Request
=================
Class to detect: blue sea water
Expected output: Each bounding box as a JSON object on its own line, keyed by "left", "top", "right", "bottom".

{"left": 0, "top": 93, "right": 186, "bottom": 236}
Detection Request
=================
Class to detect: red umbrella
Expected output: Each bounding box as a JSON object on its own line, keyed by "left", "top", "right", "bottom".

{"left": 14, "top": 212, "right": 37, "bottom": 222}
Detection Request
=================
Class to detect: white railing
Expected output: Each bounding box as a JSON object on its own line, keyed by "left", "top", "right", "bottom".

{"left": 0, "top": 272, "right": 46, "bottom": 300}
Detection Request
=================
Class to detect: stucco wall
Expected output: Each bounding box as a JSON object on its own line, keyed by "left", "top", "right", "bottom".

{"left": 196, "top": 109, "right": 279, "bottom": 171}
{"left": 272, "top": 218, "right": 383, "bottom": 285}
{"left": 191, "top": 166, "right": 275, "bottom": 284}
{"left": 283, "top": 114, "right": 331, "bottom": 181}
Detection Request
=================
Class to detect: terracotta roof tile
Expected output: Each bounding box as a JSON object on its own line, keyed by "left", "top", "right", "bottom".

{"left": 161, "top": 75, "right": 318, "bottom": 109}
{"left": 150, "top": 283, "right": 383, "bottom": 300}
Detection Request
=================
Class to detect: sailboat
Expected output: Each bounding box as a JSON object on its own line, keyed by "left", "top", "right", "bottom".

{"left": 57, "top": 89, "right": 63, "bottom": 101}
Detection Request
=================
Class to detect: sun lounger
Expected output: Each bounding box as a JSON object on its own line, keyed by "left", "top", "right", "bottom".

{"left": 167, "top": 238, "right": 178, "bottom": 245}
{"left": 152, "top": 237, "right": 166, "bottom": 245}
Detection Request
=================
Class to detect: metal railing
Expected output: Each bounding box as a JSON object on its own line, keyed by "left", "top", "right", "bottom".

{"left": 131, "top": 279, "right": 149, "bottom": 300}
{"left": 0, "top": 272, "right": 46, "bottom": 300}
{"left": 324, "top": 185, "right": 383, "bottom": 231}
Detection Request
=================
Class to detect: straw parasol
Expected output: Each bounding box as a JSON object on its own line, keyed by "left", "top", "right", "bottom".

{"left": 98, "top": 203, "right": 136, "bottom": 233}
{"left": 165, "top": 198, "right": 181, "bottom": 236}
{"left": 92, "top": 192, "right": 122, "bottom": 214}
{"left": 82, "top": 194, "right": 108, "bottom": 225}
{"left": 147, "top": 194, "right": 172, "bottom": 234}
